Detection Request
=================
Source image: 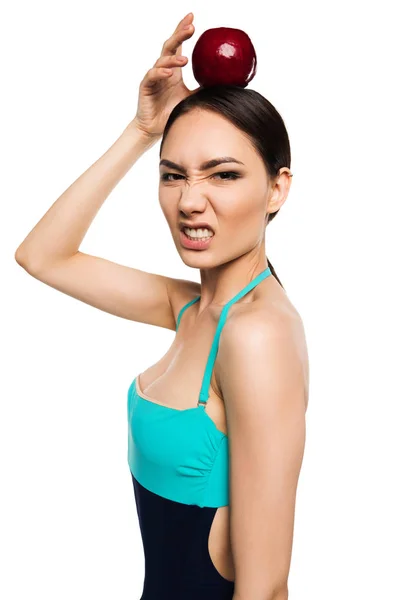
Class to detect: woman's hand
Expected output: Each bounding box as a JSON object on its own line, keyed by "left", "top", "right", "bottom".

{"left": 133, "top": 12, "right": 201, "bottom": 140}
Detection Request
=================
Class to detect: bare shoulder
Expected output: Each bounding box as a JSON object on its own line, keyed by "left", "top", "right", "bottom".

{"left": 217, "top": 293, "right": 309, "bottom": 411}
{"left": 167, "top": 275, "right": 202, "bottom": 327}
{"left": 221, "top": 295, "right": 305, "bottom": 356}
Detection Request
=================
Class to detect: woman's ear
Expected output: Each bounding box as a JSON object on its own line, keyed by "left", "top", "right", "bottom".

{"left": 265, "top": 168, "right": 293, "bottom": 216}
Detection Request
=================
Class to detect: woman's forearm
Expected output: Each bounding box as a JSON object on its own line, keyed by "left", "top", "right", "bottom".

{"left": 15, "top": 119, "right": 158, "bottom": 271}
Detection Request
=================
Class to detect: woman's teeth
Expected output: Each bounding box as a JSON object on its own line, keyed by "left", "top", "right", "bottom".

{"left": 183, "top": 227, "right": 214, "bottom": 240}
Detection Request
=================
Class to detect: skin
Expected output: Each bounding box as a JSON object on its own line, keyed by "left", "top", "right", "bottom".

{"left": 159, "top": 107, "right": 293, "bottom": 312}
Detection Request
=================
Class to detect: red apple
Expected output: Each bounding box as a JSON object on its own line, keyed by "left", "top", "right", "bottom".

{"left": 192, "top": 27, "right": 257, "bottom": 88}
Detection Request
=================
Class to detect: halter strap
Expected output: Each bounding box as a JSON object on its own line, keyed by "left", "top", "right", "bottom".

{"left": 176, "top": 296, "right": 200, "bottom": 331}
{"left": 198, "top": 267, "right": 272, "bottom": 406}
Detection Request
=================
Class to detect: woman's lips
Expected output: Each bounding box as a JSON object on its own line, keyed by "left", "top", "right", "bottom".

{"left": 179, "top": 229, "right": 214, "bottom": 250}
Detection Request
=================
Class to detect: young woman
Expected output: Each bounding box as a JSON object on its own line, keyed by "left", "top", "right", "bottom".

{"left": 15, "top": 12, "right": 308, "bottom": 600}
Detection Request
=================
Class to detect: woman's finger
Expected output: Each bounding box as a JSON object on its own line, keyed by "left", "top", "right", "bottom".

{"left": 154, "top": 54, "right": 188, "bottom": 69}
{"left": 160, "top": 15, "right": 194, "bottom": 58}
{"left": 142, "top": 66, "right": 173, "bottom": 88}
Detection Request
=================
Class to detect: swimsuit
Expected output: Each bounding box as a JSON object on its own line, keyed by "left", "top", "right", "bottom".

{"left": 127, "top": 266, "right": 272, "bottom": 599}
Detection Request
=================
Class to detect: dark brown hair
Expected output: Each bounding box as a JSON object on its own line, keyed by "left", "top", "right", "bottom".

{"left": 159, "top": 84, "right": 292, "bottom": 289}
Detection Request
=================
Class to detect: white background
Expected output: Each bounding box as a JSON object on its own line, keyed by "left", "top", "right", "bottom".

{"left": 2, "top": 0, "right": 399, "bottom": 598}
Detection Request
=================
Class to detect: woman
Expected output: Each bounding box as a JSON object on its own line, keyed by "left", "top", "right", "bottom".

{"left": 15, "top": 12, "right": 308, "bottom": 600}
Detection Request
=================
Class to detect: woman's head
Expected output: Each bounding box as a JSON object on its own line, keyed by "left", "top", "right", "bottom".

{"left": 158, "top": 85, "right": 292, "bottom": 288}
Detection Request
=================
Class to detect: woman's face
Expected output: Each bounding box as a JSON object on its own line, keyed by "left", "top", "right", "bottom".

{"left": 159, "top": 109, "right": 273, "bottom": 268}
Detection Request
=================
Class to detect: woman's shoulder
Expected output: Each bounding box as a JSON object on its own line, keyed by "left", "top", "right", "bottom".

{"left": 167, "top": 276, "right": 202, "bottom": 325}
{"left": 218, "top": 291, "right": 309, "bottom": 409}
{"left": 224, "top": 295, "right": 298, "bottom": 346}
{"left": 228, "top": 279, "right": 301, "bottom": 333}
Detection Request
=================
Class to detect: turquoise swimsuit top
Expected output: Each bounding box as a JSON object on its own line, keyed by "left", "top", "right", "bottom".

{"left": 127, "top": 266, "right": 272, "bottom": 508}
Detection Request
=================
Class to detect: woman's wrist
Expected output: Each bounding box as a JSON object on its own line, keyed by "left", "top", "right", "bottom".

{"left": 124, "top": 118, "right": 162, "bottom": 148}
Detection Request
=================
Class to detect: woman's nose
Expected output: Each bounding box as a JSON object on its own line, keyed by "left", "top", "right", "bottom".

{"left": 178, "top": 181, "right": 209, "bottom": 211}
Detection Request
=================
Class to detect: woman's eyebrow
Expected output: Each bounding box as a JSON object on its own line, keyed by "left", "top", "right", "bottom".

{"left": 159, "top": 157, "right": 245, "bottom": 174}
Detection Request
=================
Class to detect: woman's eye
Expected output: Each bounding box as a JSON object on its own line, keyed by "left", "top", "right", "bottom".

{"left": 213, "top": 171, "right": 240, "bottom": 181}
{"left": 161, "top": 171, "right": 240, "bottom": 182}
{"left": 161, "top": 173, "right": 184, "bottom": 182}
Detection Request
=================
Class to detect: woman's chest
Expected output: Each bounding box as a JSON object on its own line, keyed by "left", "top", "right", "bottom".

{"left": 136, "top": 317, "right": 228, "bottom": 437}
{"left": 127, "top": 316, "right": 231, "bottom": 508}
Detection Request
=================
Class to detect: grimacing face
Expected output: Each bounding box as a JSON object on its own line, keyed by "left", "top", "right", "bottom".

{"left": 158, "top": 109, "right": 286, "bottom": 268}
